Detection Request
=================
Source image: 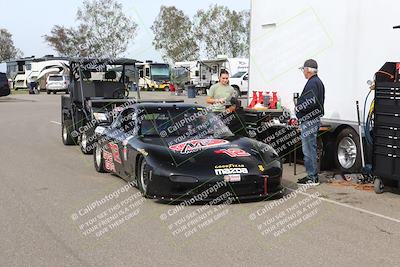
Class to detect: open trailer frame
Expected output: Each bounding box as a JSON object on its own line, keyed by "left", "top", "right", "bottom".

{"left": 61, "top": 58, "right": 139, "bottom": 154}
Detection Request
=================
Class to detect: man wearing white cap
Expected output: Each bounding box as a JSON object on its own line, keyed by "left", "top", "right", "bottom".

{"left": 296, "top": 59, "right": 325, "bottom": 185}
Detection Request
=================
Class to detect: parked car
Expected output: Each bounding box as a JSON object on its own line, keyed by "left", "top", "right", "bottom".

{"left": 0, "top": 72, "right": 11, "bottom": 97}
{"left": 93, "top": 103, "right": 283, "bottom": 200}
{"left": 46, "top": 74, "right": 69, "bottom": 94}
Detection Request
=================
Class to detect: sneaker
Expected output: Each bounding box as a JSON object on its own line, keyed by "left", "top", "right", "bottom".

{"left": 297, "top": 176, "right": 310, "bottom": 183}
{"left": 297, "top": 177, "right": 320, "bottom": 186}
{"left": 306, "top": 179, "right": 320, "bottom": 186}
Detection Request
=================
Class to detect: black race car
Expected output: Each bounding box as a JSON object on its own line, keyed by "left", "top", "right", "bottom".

{"left": 93, "top": 103, "right": 283, "bottom": 201}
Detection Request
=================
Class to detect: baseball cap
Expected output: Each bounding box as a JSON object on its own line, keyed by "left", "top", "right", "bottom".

{"left": 299, "top": 59, "right": 318, "bottom": 70}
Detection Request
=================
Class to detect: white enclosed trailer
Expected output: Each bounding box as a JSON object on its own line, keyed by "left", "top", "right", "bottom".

{"left": 174, "top": 61, "right": 200, "bottom": 86}
{"left": 249, "top": 0, "right": 400, "bottom": 172}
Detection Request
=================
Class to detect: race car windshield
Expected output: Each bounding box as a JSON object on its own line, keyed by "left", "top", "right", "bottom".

{"left": 138, "top": 107, "right": 233, "bottom": 139}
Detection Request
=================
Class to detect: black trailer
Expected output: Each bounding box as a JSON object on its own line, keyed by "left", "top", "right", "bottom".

{"left": 61, "top": 58, "right": 139, "bottom": 154}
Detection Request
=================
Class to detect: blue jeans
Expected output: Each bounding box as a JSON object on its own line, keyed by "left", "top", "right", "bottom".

{"left": 300, "top": 119, "right": 320, "bottom": 181}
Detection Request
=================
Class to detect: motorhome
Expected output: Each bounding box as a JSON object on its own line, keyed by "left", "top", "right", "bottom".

{"left": 6, "top": 56, "right": 69, "bottom": 89}
{"left": 249, "top": 0, "right": 400, "bottom": 172}
{"left": 136, "top": 61, "right": 171, "bottom": 90}
{"left": 6, "top": 57, "right": 33, "bottom": 89}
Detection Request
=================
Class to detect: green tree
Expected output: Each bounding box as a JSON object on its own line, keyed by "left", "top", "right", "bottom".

{"left": 151, "top": 6, "right": 199, "bottom": 63}
{"left": 194, "top": 5, "right": 249, "bottom": 58}
{"left": 0, "top": 29, "right": 23, "bottom": 61}
{"left": 43, "top": 25, "right": 87, "bottom": 57}
{"left": 44, "top": 0, "right": 138, "bottom": 58}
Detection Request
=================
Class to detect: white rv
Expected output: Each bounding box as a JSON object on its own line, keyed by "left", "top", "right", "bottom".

{"left": 249, "top": 0, "right": 400, "bottom": 172}
{"left": 136, "top": 61, "right": 171, "bottom": 90}
{"left": 7, "top": 56, "right": 69, "bottom": 90}
{"left": 174, "top": 61, "right": 200, "bottom": 86}
{"left": 174, "top": 57, "right": 249, "bottom": 95}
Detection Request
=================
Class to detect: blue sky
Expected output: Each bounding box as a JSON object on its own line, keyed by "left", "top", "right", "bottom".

{"left": 0, "top": 0, "right": 250, "bottom": 62}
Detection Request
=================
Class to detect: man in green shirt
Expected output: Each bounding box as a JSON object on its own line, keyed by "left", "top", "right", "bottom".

{"left": 207, "top": 69, "right": 236, "bottom": 113}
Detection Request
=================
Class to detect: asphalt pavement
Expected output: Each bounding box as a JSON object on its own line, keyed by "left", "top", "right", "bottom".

{"left": 0, "top": 92, "right": 399, "bottom": 267}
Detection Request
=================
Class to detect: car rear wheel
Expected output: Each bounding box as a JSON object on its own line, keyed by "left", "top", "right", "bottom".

{"left": 62, "top": 119, "right": 76, "bottom": 145}
{"left": 138, "top": 157, "right": 151, "bottom": 197}
{"left": 334, "top": 127, "right": 362, "bottom": 173}
{"left": 53, "top": 91, "right": 57, "bottom": 94}
{"left": 93, "top": 143, "right": 106, "bottom": 173}
{"left": 46, "top": 90, "right": 51, "bottom": 95}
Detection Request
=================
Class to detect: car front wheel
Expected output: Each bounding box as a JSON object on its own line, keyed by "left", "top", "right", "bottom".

{"left": 93, "top": 143, "right": 106, "bottom": 173}
{"left": 138, "top": 157, "right": 151, "bottom": 197}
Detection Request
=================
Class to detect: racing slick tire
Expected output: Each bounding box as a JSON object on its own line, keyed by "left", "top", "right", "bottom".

{"left": 93, "top": 142, "right": 106, "bottom": 173}
{"left": 62, "top": 119, "right": 76, "bottom": 145}
{"left": 138, "top": 156, "right": 152, "bottom": 198}
{"left": 79, "top": 130, "right": 94, "bottom": 154}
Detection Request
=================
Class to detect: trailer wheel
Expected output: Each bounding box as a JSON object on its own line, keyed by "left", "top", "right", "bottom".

{"left": 62, "top": 119, "right": 76, "bottom": 145}
{"left": 334, "top": 127, "right": 362, "bottom": 173}
{"left": 374, "top": 178, "right": 384, "bottom": 194}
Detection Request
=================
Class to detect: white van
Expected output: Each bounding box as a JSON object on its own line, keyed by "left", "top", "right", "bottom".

{"left": 230, "top": 71, "right": 249, "bottom": 96}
